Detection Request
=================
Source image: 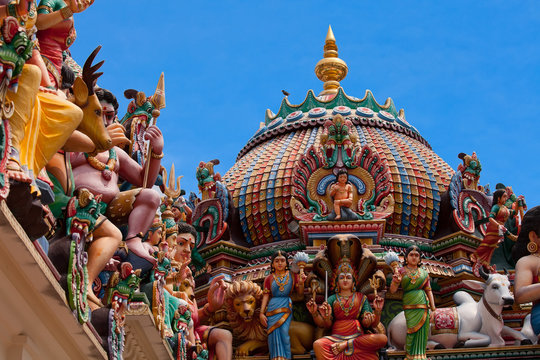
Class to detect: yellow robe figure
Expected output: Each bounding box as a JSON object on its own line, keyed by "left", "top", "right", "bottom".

{"left": 5, "top": 1, "right": 83, "bottom": 178}
{"left": 19, "top": 90, "right": 82, "bottom": 176}
{"left": 6, "top": 64, "right": 41, "bottom": 162}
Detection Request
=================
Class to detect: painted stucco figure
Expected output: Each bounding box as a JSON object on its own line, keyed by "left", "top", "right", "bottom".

{"left": 69, "top": 77, "right": 165, "bottom": 273}
{"left": 457, "top": 152, "right": 481, "bottom": 191}
{"left": 259, "top": 250, "right": 306, "bottom": 360}
{"left": 513, "top": 206, "right": 540, "bottom": 338}
{"left": 320, "top": 114, "right": 358, "bottom": 169}
{"left": 166, "top": 222, "right": 233, "bottom": 360}
{"left": 471, "top": 189, "right": 523, "bottom": 276}
{"left": 307, "top": 258, "right": 387, "bottom": 360}
{"left": 328, "top": 168, "right": 357, "bottom": 221}
{"left": 389, "top": 245, "right": 436, "bottom": 360}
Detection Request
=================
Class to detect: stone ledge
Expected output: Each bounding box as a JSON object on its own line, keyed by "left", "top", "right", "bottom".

{"left": 0, "top": 201, "right": 107, "bottom": 360}
{"left": 125, "top": 303, "right": 173, "bottom": 360}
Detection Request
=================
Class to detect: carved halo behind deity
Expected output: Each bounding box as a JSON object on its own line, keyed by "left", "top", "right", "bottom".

{"left": 306, "top": 167, "right": 376, "bottom": 215}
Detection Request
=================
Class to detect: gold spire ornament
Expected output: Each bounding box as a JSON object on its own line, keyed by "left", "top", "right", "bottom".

{"left": 315, "top": 25, "right": 348, "bottom": 96}
{"left": 150, "top": 72, "right": 166, "bottom": 110}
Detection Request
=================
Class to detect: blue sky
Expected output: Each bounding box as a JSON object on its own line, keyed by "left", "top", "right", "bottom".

{"left": 70, "top": 1, "right": 540, "bottom": 207}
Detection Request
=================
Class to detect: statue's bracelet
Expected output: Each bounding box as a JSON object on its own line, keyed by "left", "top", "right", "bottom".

{"left": 151, "top": 151, "right": 164, "bottom": 159}
{"left": 60, "top": 6, "right": 73, "bottom": 19}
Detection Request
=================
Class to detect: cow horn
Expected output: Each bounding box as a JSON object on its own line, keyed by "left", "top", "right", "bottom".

{"left": 478, "top": 265, "right": 490, "bottom": 281}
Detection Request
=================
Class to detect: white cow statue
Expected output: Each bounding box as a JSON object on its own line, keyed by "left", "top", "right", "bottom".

{"left": 387, "top": 271, "right": 530, "bottom": 349}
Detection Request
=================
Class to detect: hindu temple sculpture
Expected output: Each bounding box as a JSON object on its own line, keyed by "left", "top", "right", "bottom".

{"left": 306, "top": 234, "right": 387, "bottom": 359}
{"left": 290, "top": 114, "right": 393, "bottom": 222}
{"left": 1, "top": 14, "right": 539, "bottom": 360}
{"left": 47, "top": 187, "right": 102, "bottom": 322}
{"left": 513, "top": 206, "right": 540, "bottom": 340}
{"left": 388, "top": 245, "right": 435, "bottom": 360}
{"left": 118, "top": 73, "right": 166, "bottom": 167}
{"left": 0, "top": 13, "right": 33, "bottom": 196}
{"left": 70, "top": 82, "right": 164, "bottom": 272}
{"left": 92, "top": 261, "right": 142, "bottom": 360}
{"left": 192, "top": 159, "right": 230, "bottom": 243}
{"left": 457, "top": 152, "right": 481, "bottom": 191}
{"left": 224, "top": 280, "right": 268, "bottom": 356}
{"left": 470, "top": 188, "right": 524, "bottom": 276}
{"left": 388, "top": 266, "right": 530, "bottom": 349}
{"left": 259, "top": 250, "right": 307, "bottom": 360}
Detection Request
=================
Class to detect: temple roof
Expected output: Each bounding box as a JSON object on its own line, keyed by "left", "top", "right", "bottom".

{"left": 223, "top": 27, "right": 454, "bottom": 246}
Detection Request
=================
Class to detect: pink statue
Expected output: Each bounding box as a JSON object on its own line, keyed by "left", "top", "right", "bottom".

{"left": 70, "top": 123, "right": 163, "bottom": 267}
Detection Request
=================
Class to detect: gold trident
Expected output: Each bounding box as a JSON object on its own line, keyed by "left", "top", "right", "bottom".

{"left": 369, "top": 274, "right": 381, "bottom": 297}
{"left": 162, "top": 164, "right": 183, "bottom": 200}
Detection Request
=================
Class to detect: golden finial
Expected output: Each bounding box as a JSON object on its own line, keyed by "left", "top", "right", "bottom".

{"left": 150, "top": 72, "right": 166, "bottom": 110}
{"left": 315, "top": 25, "right": 348, "bottom": 96}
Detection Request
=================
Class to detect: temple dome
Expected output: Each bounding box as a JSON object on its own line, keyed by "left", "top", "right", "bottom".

{"left": 223, "top": 27, "right": 453, "bottom": 245}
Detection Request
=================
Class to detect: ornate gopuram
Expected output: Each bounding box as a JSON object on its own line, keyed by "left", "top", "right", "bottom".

{"left": 1, "top": 9, "right": 538, "bottom": 359}
{"left": 188, "top": 26, "right": 539, "bottom": 359}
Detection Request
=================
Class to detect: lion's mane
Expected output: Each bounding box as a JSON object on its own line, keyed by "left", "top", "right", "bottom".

{"left": 224, "top": 280, "right": 267, "bottom": 342}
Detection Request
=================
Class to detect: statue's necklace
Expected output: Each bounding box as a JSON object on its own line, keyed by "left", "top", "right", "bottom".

{"left": 274, "top": 272, "right": 289, "bottom": 292}
{"left": 84, "top": 149, "right": 117, "bottom": 181}
{"left": 407, "top": 267, "right": 420, "bottom": 284}
{"left": 336, "top": 292, "right": 355, "bottom": 316}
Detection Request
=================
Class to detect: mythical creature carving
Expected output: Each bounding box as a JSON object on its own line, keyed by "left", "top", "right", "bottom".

{"left": 225, "top": 280, "right": 267, "bottom": 356}
{"left": 47, "top": 188, "right": 102, "bottom": 324}
{"left": 291, "top": 117, "right": 392, "bottom": 221}
{"left": 449, "top": 171, "right": 489, "bottom": 237}
{"left": 320, "top": 114, "right": 359, "bottom": 168}
{"left": 192, "top": 159, "right": 230, "bottom": 250}
{"left": 224, "top": 280, "right": 315, "bottom": 357}
{"left": 0, "top": 16, "right": 33, "bottom": 94}
{"left": 140, "top": 251, "right": 171, "bottom": 338}
{"left": 457, "top": 152, "right": 481, "bottom": 191}
{"left": 92, "top": 262, "right": 142, "bottom": 360}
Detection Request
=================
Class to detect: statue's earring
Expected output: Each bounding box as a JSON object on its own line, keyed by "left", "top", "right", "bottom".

{"left": 527, "top": 240, "right": 538, "bottom": 254}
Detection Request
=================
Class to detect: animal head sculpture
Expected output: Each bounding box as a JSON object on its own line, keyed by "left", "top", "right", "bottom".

{"left": 65, "top": 188, "right": 103, "bottom": 241}
{"left": 61, "top": 188, "right": 103, "bottom": 324}
{"left": 171, "top": 298, "right": 192, "bottom": 334}
{"left": 457, "top": 152, "right": 482, "bottom": 190}
{"left": 149, "top": 251, "right": 171, "bottom": 284}
{"left": 196, "top": 159, "right": 221, "bottom": 200}
{"left": 72, "top": 46, "right": 112, "bottom": 152}
{"left": 104, "top": 262, "right": 142, "bottom": 330}
{"left": 224, "top": 280, "right": 266, "bottom": 342}
{"left": 463, "top": 267, "right": 514, "bottom": 307}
